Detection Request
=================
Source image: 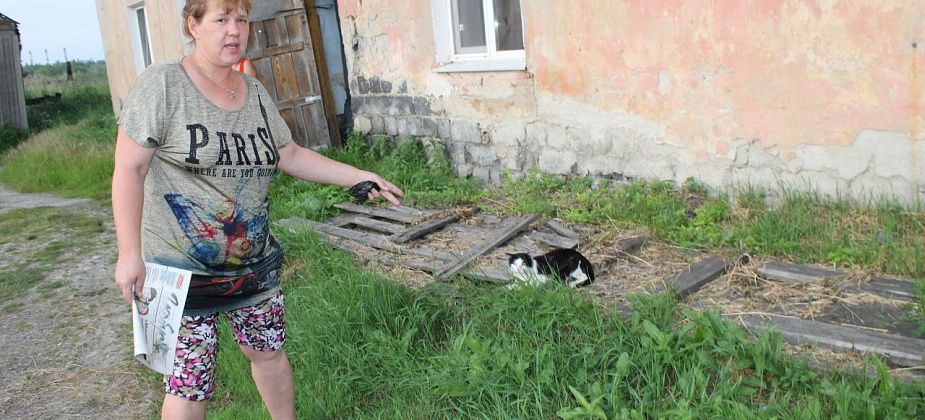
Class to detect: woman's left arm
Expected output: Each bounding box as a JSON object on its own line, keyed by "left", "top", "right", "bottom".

{"left": 277, "top": 142, "right": 404, "bottom": 205}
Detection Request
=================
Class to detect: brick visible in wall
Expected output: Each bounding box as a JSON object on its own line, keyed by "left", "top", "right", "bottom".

{"left": 413, "top": 96, "right": 433, "bottom": 116}
{"left": 356, "top": 76, "right": 369, "bottom": 95}
{"left": 422, "top": 117, "right": 438, "bottom": 137}
{"left": 368, "top": 77, "right": 382, "bottom": 94}
{"left": 396, "top": 116, "right": 421, "bottom": 137}
{"left": 451, "top": 119, "right": 481, "bottom": 144}
{"left": 353, "top": 96, "right": 414, "bottom": 116}
{"left": 380, "top": 80, "right": 393, "bottom": 93}
{"left": 384, "top": 117, "right": 399, "bottom": 136}
{"left": 437, "top": 118, "right": 452, "bottom": 139}
{"left": 466, "top": 144, "right": 501, "bottom": 167}
{"left": 370, "top": 115, "right": 384, "bottom": 134}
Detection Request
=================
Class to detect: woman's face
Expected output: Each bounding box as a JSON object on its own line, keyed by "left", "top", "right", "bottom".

{"left": 188, "top": 5, "right": 249, "bottom": 65}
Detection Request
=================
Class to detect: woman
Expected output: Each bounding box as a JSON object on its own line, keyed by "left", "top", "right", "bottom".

{"left": 111, "top": 1, "right": 402, "bottom": 418}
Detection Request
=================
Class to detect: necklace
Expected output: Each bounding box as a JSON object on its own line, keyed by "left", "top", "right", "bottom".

{"left": 192, "top": 57, "right": 237, "bottom": 99}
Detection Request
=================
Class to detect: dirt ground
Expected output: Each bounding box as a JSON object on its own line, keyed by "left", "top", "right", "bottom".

{"left": 0, "top": 186, "right": 158, "bottom": 419}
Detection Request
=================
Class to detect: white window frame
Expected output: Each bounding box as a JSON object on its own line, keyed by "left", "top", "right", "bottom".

{"left": 127, "top": 2, "right": 155, "bottom": 74}
{"left": 431, "top": 0, "right": 526, "bottom": 73}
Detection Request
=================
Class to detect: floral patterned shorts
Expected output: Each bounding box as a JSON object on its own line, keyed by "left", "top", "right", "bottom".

{"left": 164, "top": 289, "right": 285, "bottom": 401}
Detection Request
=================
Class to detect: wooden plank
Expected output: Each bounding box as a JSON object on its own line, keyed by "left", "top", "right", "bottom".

{"left": 278, "top": 217, "right": 398, "bottom": 249}
{"left": 387, "top": 205, "right": 437, "bottom": 218}
{"left": 274, "top": 96, "right": 322, "bottom": 110}
{"left": 249, "top": 0, "right": 301, "bottom": 21}
{"left": 463, "top": 266, "right": 512, "bottom": 284}
{"left": 545, "top": 219, "right": 579, "bottom": 239}
{"left": 858, "top": 277, "right": 917, "bottom": 302}
{"left": 277, "top": 218, "right": 455, "bottom": 260}
{"left": 435, "top": 215, "right": 537, "bottom": 280}
{"left": 300, "top": 103, "right": 329, "bottom": 148}
{"left": 528, "top": 230, "right": 578, "bottom": 249}
{"left": 275, "top": 14, "right": 291, "bottom": 46}
{"left": 334, "top": 203, "right": 422, "bottom": 224}
{"left": 279, "top": 107, "right": 304, "bottom": 145}
{"left": 252, "top": 57, "right": 278, "bottom": 101}
{"left": 263, "top": 16, "right": 282, "bottom": 48}
{"left": 666, "top": 255, "right": 727, "bottom": 298}
{"left": 614, "top": 235, "right": 648, "bottom": 256}
{"left": 249, "top": 41, "right": 306, "bottom": 61}
{"left": 273, "top": 52, "right": 299, "bottom": 100}
{"left": 348, "top": 216, "right": 405, "bottom": 234}
{"left": 246, "top": 20, "right": 261, "bottom": 52}
{"left": 291, "top": 43, "right": 314, "bottom": 98}
{"left": 734, "top": 314, "right": 925, "bottom": 368}
{"left": 325, "top": 214, "right": 357, "bottom": 227}
{"left": 802, "top": 358, "right": 925, "bottom": 383}
{"left": 391, "top": 214, "right": 461, "bottom": 244}
{"left": 305, "top": 224, "right": 446, "bottom": 273}
{"left": 285, "top": 12, "right": 305, "bottom": 42}
{"left": 756, "top": 260, "right": 842, "bottom": 283}
{"left": 252, "top": 20, "right": 269, "bottom": 51}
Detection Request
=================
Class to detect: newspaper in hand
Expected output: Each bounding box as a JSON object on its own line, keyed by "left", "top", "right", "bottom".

{"left": 131, "top": 263, "right": 192, "bottom": 375}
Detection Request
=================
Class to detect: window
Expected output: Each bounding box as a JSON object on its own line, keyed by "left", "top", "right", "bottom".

{"left": 128, "top": 4, "right": 154, "bottom": 73}
{"left": 432, "top": 0, "right": 525, "bottom": 72}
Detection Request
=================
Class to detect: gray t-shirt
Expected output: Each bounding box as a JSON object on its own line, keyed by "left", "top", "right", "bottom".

{"left": 119, "top": 61, "right": 292, "bottom": 315}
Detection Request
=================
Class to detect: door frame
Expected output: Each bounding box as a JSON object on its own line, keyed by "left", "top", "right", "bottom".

{"left": 248, "top": 0, "right": 342, "bottom": 148}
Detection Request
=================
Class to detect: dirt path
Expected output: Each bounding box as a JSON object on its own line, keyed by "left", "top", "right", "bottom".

{"left": 0, "top": 185, "right": 158, "bottom": 419}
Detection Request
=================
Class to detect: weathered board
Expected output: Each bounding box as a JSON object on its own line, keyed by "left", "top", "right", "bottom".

{"left": 735, "top": 314, "right": 925, "bottom": 368}
{"left": 528, "top": 230, "right": 579, "bottom": 249}
{"left": 545, "top": 220, "right": 580, "bottom": 239}
{"left": 664, "top": 255, "right": 727, "bottom": 298}
{"left": 391, "top": 213, "right": 466, "bottom": 244}
{"left": 332, "top": 203, "right": 424, "bottom": 224}
{"left": 614, "top": 235, "right": 648, "bottom": 256}
{"left": 246, "top": 0, "right": 340, "bottom": 147}
{"left": 345, "top": 216, "right": 405, "bottom": 234}
{"left": 434, "top": 215, "right": 538, "bottom": 280}
{"left": 756, "top": 260, "right": 842, "bottom": 283}
{"left": 858, "top": 277, "right": 917, "bottom": 302}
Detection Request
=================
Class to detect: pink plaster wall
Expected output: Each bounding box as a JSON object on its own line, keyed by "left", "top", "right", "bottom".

{"left": 340, "top": 0, "right": 924, "bottom": 156}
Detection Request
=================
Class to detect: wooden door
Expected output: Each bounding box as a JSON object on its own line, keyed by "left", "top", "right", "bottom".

{"left": 246, "top": 0, "right": 341, "bottom": 148}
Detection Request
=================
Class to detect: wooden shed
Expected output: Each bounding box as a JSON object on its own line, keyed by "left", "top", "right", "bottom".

{"left": 0, "top": 13, "right": 27, "bottom": 129}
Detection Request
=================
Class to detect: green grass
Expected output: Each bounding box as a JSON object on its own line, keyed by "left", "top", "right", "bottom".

{"left": 269, "top": 133, "right": 482, "bottom": 222}
{"left": 1, "top": 61, "right": 111, "bottom": 155}
{"left": 0, "top": 70, "right": 116, "bottom": 200}
{"left": 0, "top": 110, "right": 116, "bottom": 201}
{"left": 204, "top": 229, "right": 925, "bottom": 418}
{"left": 0, "top": 207, "right": 106, "bottom": 302}
{"left": 487, "top": 171, "right": 925, "bottom": 278}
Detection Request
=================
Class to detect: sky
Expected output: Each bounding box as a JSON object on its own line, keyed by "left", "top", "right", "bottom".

{"left": 0, "top": 0, "right": 105, "bottom": 64}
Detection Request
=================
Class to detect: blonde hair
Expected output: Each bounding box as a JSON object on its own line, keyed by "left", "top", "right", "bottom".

{"left": 182, "top": 0, "right": 253, "bottom": 38}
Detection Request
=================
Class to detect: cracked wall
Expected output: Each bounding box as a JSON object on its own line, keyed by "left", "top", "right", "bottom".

{"left": 341, "top": 0, "right": 925, "bottom": 205}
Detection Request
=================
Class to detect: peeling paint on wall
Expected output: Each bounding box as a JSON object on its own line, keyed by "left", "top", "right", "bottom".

{"left": 341, "top": 0, "right": 924, "bottom": 204}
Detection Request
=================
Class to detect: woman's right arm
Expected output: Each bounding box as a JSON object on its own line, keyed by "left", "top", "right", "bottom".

{"left": 112, "top": 127, "right": 156, "bottom": 304}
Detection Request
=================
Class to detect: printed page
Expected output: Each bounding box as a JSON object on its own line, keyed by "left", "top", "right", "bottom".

{"left": 131, "top": 263, "right": 192, "bottom": 375}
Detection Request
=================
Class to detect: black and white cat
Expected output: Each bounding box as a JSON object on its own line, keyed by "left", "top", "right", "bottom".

{"left": 507, "top": 248, "right": 595, "bottom": 288}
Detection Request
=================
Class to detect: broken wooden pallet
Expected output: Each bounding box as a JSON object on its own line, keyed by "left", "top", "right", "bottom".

{"left": 434, "top": 215, "right": 537, "bottom": 280}
{"left": 278, "top": 204, "right": 582, "bottom": 283}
